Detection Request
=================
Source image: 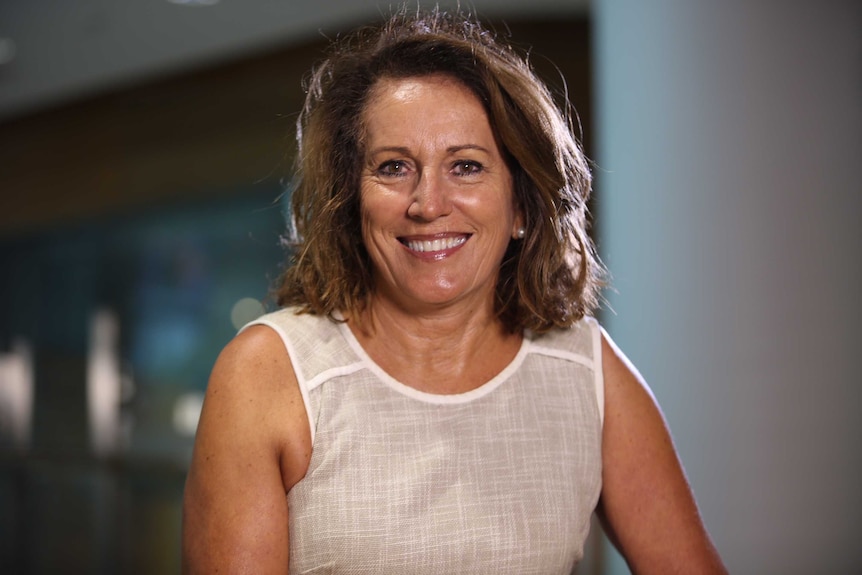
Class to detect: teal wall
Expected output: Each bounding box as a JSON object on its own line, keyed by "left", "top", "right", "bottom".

{"left": 594, "top": 1, "right": 862, "bottom": 572}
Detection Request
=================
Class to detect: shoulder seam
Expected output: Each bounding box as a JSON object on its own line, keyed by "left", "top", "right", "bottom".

{"left": 585, "top": 317, "right": 605, "bottom": 427}
{"left": 527, "top": 345, "right": 594, "bottom": 369}
{"left": 306, "top": 363, "right": 366, "bottom": 391}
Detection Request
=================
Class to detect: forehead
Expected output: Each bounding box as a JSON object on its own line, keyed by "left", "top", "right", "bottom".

{"left": 361, "top": 74, "right": 492, "bottom": 141}
{"left": 366, "top": 73, "right": 479, "bottom": 104}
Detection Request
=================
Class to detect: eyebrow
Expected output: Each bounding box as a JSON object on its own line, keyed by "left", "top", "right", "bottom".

{"left": 448, "top": 144, "right": 491, "bottom": 154}
{"left": 368, "top": 146, "right": 411, "bottom": 156}
{"left": 367, "top": 144, "right": 492, "bottom": 156}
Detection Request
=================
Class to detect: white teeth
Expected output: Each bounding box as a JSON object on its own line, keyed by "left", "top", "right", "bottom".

{"left": 405, "top": 235, "right": 467, "bottom": 252}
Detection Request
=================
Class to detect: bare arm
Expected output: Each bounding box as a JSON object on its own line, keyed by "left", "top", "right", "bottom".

{"left": 597, "top": 330, "right": 727, "bottom": 574}
{"left": 182, "top": 325, "right": 311, "bottom": 574}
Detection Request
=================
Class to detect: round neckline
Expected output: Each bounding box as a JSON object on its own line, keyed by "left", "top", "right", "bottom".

{"left": 336, "top": 320, "right": 531, "bottom": 405}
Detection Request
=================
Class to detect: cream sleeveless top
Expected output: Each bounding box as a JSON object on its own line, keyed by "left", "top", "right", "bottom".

{"left": 246, "top": 308, "right": 604, "bottom": 574}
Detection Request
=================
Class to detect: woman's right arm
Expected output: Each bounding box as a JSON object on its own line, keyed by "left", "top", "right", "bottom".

{"left": 596, "top": 330, "right": 726, "bottom": 574}
{"left": 182, "top": 325, "right": 312, "bottom": 574}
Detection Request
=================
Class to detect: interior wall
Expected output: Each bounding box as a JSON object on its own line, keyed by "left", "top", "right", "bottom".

{"left": 0, "top": 17, "right": 593, "bottom": 239}
{"left": 593, "top": 1, "right": 862, "bottom": 573}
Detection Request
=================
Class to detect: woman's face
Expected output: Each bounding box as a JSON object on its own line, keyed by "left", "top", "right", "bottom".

{"left": 360, "top": 74, "right": 522, "bottom": 313}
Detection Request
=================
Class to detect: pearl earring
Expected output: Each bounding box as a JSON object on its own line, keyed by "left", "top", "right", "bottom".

{"left": 515, "top": 227, "right": 526, "bottom": 239}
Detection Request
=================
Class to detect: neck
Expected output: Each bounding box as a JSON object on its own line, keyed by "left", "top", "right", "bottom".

{"left": 348, "top": 297, "right": 521, "bottom": 394}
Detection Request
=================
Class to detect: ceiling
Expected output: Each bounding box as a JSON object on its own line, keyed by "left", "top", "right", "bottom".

{"left": 0, "top": 0, "right": 589, "bottom": 123}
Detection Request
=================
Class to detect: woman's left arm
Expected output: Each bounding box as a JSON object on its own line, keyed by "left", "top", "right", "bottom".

{"left": 597, "top": 330, "right": 728, "bottom": 575}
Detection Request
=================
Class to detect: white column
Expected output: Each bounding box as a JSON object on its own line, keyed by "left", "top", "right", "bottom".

{"left": 593, "top": 1, "right": 862, "bottom": 572}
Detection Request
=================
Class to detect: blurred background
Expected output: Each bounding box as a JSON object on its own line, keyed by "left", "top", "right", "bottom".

{"left": 0, "top": 1, "right": 859, "bottom": 574}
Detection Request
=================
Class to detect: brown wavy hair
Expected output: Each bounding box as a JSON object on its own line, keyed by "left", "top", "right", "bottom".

{"left": 275, "top": 6, "right": 605, "bottom": 333}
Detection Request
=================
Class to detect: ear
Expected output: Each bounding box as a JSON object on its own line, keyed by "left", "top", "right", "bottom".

{"left": 511, "top": 205, "right": 525, "bottom": 240}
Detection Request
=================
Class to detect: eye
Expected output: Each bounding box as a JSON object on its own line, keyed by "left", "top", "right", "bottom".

{"left": 376, "top": 160, "right": 409, "bottom": 177}
{"left": 452, "top": 160, "right": 483, "bottom": 176}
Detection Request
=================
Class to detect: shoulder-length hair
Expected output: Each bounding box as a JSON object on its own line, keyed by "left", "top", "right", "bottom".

{"left": 275, "top": 6, "right": 605, "bottom": 333}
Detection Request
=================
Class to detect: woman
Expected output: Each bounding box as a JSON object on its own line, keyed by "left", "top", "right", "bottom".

{"left": 182, "top": 8, "right": 727, "bottom": 574}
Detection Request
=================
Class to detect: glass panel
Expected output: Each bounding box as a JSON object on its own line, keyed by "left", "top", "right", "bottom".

{"left": 0, "top": 187, "right": 287, "bottom": 572}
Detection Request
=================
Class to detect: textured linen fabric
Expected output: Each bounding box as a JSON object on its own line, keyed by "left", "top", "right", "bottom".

{"left": 245, "top": 307, "right": 604, "bottom": 575}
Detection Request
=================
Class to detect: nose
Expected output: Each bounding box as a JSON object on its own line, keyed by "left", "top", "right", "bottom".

{"left": 407, "top": 170, "right": 453, "bottom": 221}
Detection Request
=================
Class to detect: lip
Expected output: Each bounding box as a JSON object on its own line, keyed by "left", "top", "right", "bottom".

{"left": 398, "top": 233, "right": 471, "bottom": 258}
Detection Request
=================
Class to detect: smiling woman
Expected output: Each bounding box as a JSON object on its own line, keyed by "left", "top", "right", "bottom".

{"left": 182, "top": 6, "right": 728, "bottom": 575}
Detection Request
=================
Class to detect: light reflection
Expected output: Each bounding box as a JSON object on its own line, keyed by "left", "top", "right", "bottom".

{"left": 0, "top": 338, "right": 34, "bottom": 450}
{"left": 230, "top": 297, "right": 265, "bottom": 330}
{"left": 167, "top": 0, "right": 219, "bottom": 6}
{"left": 0, "top": 38, "right": 16, "bottom": 66}
{"left": 173, "top": 392, "right": 204, "bottom": 436}
{"left": 86, "top": 309, "right": 124, "bottom": 457}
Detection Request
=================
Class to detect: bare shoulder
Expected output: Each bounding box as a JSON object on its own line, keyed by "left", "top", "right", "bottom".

{"left": 182, "top": 324, "right": 311, "bottom": 574}
{"left": 201, "top": 324, "right": 311, "bottom": 484}
{"left": 599, "top": 329, "right": 663, "bottom": 429}
{"left": 598, "top": 329, "right": 727, "bottom": 575}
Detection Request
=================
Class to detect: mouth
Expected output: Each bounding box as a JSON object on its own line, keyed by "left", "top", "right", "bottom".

{"left": 399, "top": 234, "right": 470, "bottom": 253}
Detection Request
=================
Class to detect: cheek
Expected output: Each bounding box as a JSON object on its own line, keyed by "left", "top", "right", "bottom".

{"left": 359, "top": 189, "right": 393, "bottom": 246}
{"left": 360, "top": 185, "right": 406, "bottom": 228}
{"left": 358, "top": 186, "right": 378, "bottom": 236}
{"left": 359, "top": 196, "right": 377, "bottom": 238}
